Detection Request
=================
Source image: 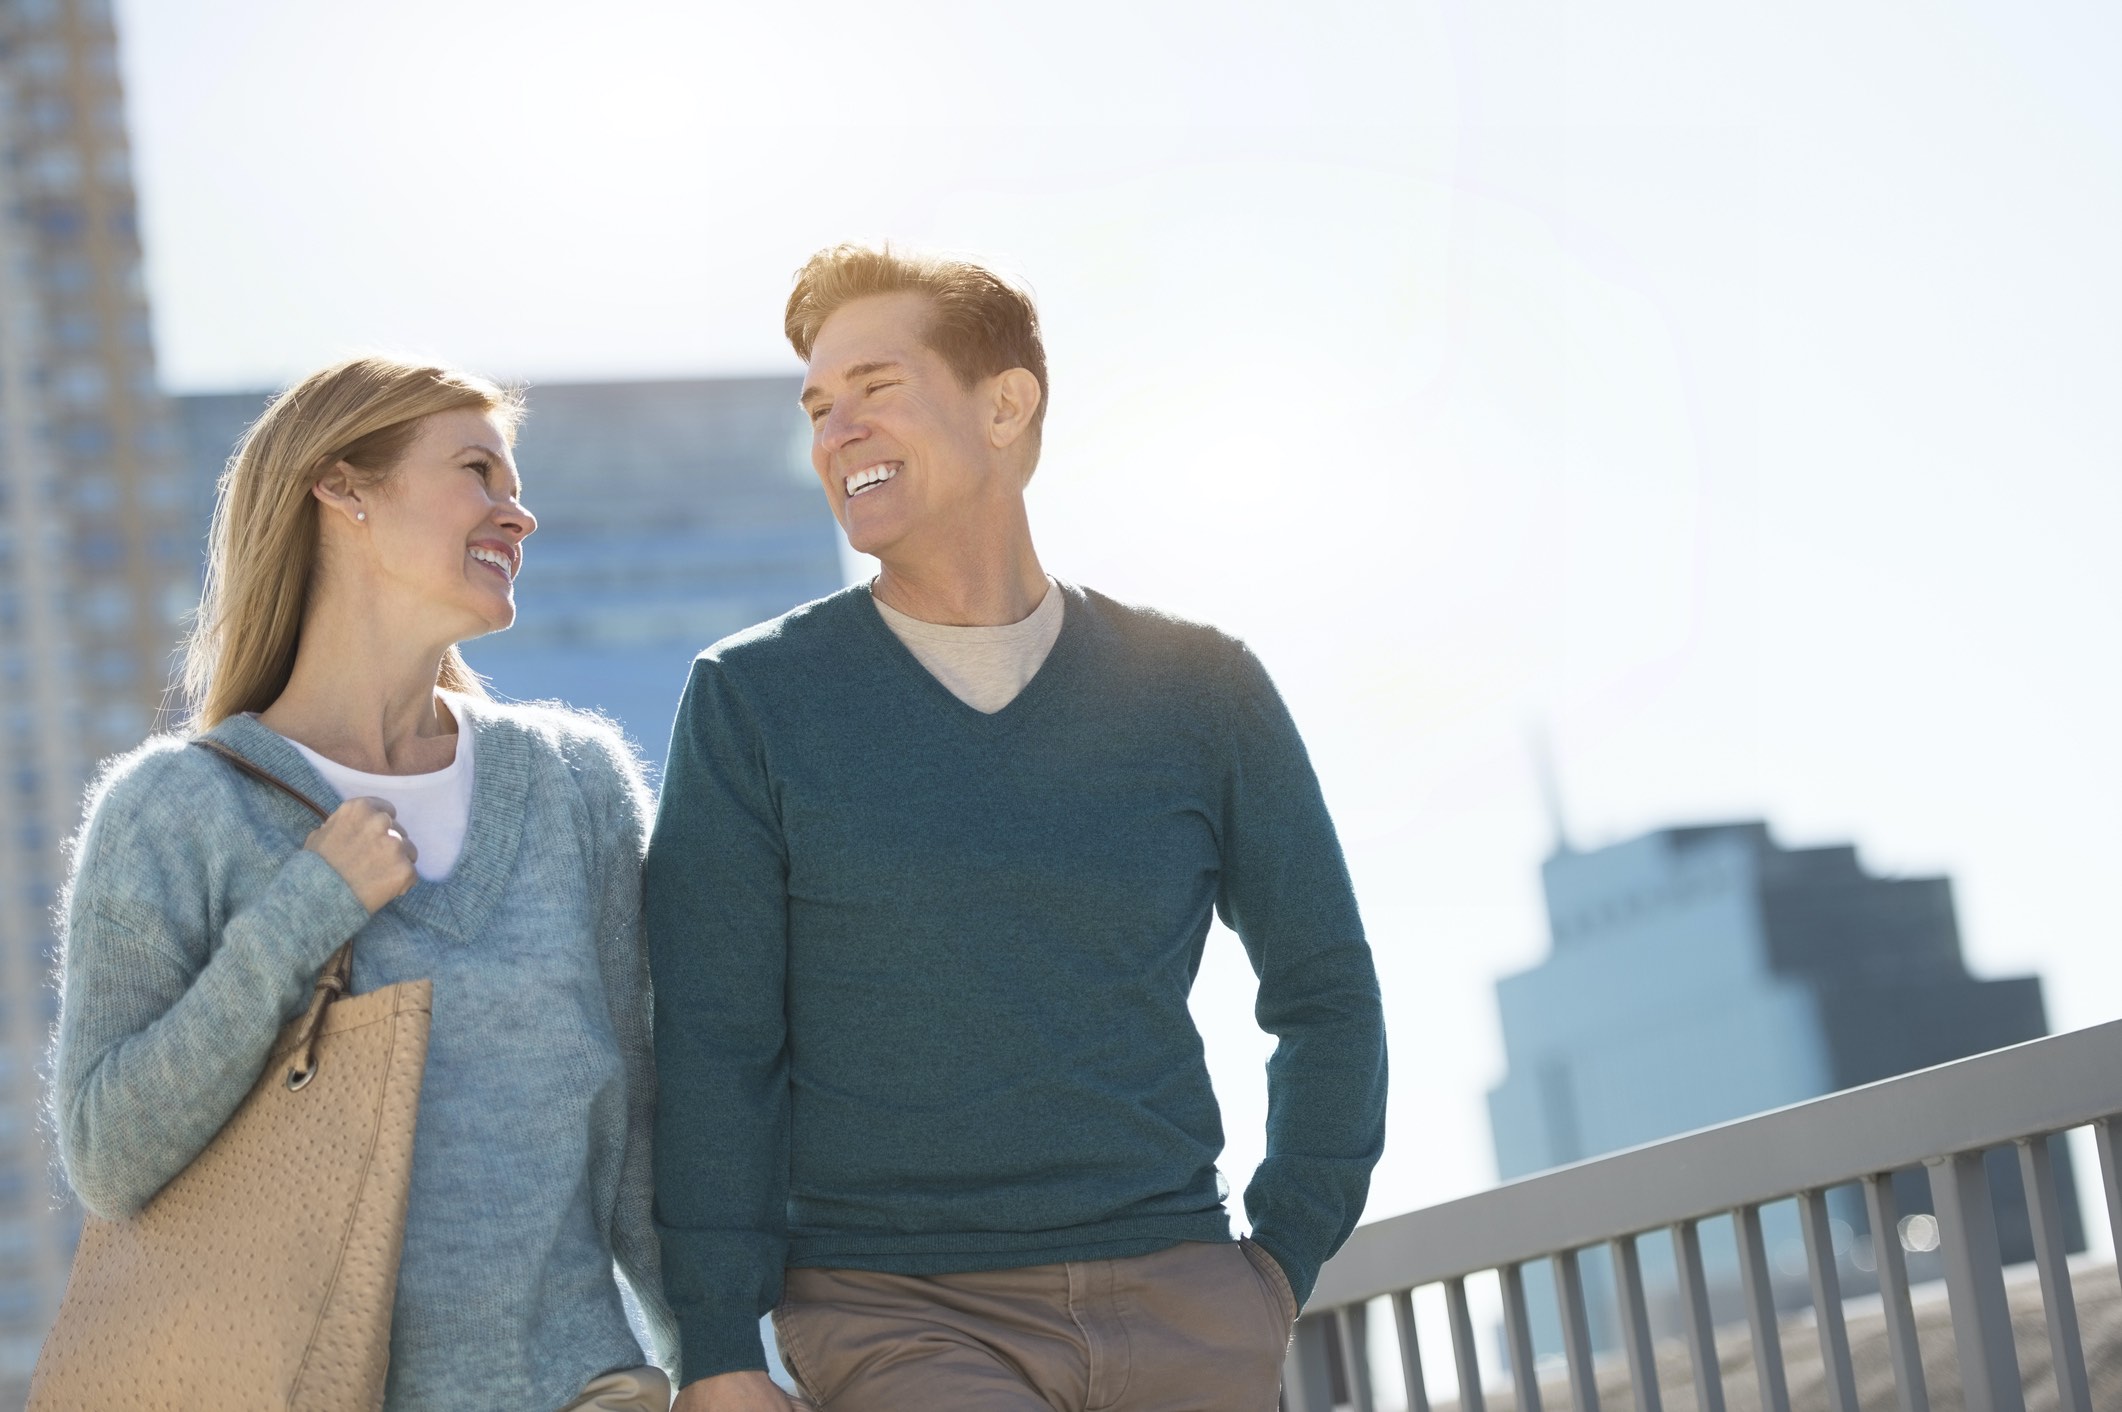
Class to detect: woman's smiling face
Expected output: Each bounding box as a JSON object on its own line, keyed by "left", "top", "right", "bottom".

{"left": 347, "top": 407, "right": 537, "bottom": 642}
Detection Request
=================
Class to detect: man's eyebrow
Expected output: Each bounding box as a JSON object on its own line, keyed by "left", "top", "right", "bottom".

{"left": 799, "top": 360, "right": 905, "bottom": 408}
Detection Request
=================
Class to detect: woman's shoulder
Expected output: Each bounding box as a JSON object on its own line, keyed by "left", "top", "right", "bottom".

{"left": 465, "top": 696, "right": 650, "bottom": 805}
{"left": 78, "top": 733, "right": 228, "bottom": 834}
{"left": 67, "top": 732, "right": 245, "bottom": 899}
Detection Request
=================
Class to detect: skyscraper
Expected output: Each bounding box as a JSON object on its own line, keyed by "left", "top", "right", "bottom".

{"left": 0, "top": 0, "right": 189, "bottom": 1392}
{"left": 1487, "top": 821, "right": 2081, "bottom": 1354}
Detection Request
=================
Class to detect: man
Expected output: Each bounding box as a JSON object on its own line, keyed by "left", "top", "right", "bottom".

{"left": 648, "top": 245, "right": 1387, "bottom": 1411}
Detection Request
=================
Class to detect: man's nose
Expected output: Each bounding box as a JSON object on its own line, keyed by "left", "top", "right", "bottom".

{"left": 818, "top": 403, "right": 865, "bottom": 455}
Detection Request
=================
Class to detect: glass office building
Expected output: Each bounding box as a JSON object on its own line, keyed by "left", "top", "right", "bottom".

{"left": 1487, "top": 822, "right": 2081, "bottom": 1358}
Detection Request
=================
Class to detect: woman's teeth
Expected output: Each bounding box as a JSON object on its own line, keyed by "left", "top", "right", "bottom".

{"left": 469, "top": 546, "right": 513, "bottom": 578}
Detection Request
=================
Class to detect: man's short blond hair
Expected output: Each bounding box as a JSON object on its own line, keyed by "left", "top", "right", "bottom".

{"left": 785, "top": 244, "right": 1049, "bottom": 458}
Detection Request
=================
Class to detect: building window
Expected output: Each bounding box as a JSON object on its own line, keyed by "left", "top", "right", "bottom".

{"left": 149, "top": 531, "right": 190, "bottom": 569}
{"left": 15, "top": 41, "right": 68, "bottom": 81}
{"left": 62, "top": 420, "right": 114, "bottom": 460}
{"left": 54, "top": 311, "right": 97, "bottom": 350}
{"left": 144, "top": 469, "right": 189, "bottom": 509}
{"left": 74, "top": 529, "right": 123, "bottom": 570}
{"left": 48, "top": 255, "right": 92, "bottom": 295}
{"left": 36, "top": 201, "right": 85, "bottom": 241}
{"left": 97, "top": 701, "right": 145, "bottom": 741}
{"left": 161, "top": 579, "right": 196, "bottom": 625}
{"left": 55, "top": 362, "right": 107, "bottom": 409}
{"left": 29, "top": 147, "right": 83, "bottom": 193}
{"left": 27, "top": 95, "right": 71, "bottom": 135}
{"left": 0, "top": 1283, "right": 39, "bottom": 1322}
{"left": 91, "top": 649, "right": 134, "bottom": 688}
{"left": 77, "top": 582, "right": 127, "bottom": 630}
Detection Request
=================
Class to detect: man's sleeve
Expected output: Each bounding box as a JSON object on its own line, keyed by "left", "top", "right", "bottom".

{"left": 645, "top": 657, "right": 791, "bottom": 1378}
{"left": 1216, "top": 640, "right": 1389, "bottom": 1309}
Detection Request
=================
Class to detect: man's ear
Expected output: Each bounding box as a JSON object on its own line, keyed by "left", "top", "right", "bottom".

{"left": 987, "top": 368, "right": 1042, "bottom": 450}
{"left": 311, "top": 461, "right": 369, "bottom": 525}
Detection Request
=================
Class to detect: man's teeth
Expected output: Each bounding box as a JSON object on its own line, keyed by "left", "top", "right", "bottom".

{"left": 469, "top": 547, "right": 513, "bottom": 578}
{"left": 845, "top": 465, "right": 897, "bottom": 497}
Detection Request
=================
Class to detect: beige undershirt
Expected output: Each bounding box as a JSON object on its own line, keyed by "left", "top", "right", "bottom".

{"left": 871, "top": 578, "right": 1065, "bottom": 713}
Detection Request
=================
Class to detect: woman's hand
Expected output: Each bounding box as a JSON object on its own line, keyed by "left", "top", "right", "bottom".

{"left": 304, "top": 798, "right": 418, "bottom": 913}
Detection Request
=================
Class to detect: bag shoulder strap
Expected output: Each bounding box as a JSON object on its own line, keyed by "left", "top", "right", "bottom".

{"left": 191, "top": 738, "right": 351, "bottom": 1079}
{"left": 191, "top": 737, "right": 329, "bottom": 821}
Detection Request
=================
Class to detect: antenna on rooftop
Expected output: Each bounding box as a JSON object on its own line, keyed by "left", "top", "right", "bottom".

{"left": 1529, "top": 720, "right": 1574, "bottom": 857}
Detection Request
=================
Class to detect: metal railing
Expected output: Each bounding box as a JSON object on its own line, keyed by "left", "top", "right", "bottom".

{"left": 1284, "top": 1018, "right": 2122, "bottom": 1412}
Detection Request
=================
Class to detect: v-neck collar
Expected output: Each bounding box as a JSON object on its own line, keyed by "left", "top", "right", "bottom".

{"left": 853, "top": 578, "right": 1089, "bottom": 726}
{"left": 201, "top": 693, "right": 527, "bottom": 941}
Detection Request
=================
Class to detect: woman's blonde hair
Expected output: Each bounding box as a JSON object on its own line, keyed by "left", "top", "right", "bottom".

{"left": 181, "top": 355, "right": 525, "bottom": 729}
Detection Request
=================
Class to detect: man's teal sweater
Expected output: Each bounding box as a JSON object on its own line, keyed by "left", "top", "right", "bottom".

{"left": 646, "top": 583, "right": 1387, "bottom": 1378}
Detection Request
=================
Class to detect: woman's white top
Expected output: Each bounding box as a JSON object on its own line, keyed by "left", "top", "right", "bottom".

{"left": 286, "top": 728, "right": 475, "bottom": 883}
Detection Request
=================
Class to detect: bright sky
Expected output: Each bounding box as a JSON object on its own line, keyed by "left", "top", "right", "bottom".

{"left": 117, "top": 0, "right": 2122, "bottom": 1261}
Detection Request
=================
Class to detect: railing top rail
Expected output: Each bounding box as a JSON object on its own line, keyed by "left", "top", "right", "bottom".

{"left": 1310, "top": 1017, "right": 2122, "bottom": 1310}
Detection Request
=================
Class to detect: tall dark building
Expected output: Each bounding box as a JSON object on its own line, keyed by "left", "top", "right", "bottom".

{"left": 1488, "top": 822, "right": 2080, "bottom": 1352}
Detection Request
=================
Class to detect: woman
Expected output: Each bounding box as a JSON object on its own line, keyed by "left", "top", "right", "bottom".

{"left": 52, "top": 356, "right": 676, "bottom": 1411}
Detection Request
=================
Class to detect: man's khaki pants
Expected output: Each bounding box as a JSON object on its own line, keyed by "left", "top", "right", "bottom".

{"left": 771, "top": 1239, "right": 1299, "bottom": 1411}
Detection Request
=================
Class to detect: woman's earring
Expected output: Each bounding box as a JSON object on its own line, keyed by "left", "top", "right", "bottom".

{"left": 355, "top": 511, "right": 367, "bottom": 522}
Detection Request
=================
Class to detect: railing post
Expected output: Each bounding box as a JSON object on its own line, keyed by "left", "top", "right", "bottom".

{"left": 1499, "top": 1262, "right": 1544, "bottom": 1412}
{"left": 1338, "top": 1302, "right": 1376, "bottom": 1412}
{"left": 1928, "top": 1151, "right": 2025, "bottom": 1412}
{"left": 1391, "top": 1289, "right": 1432, "bottom": 1412}
{"left": 2016, "top": 1136, "right": 2091, "bottom": 1412}
{"left": 1555, "top": 1248, "right": 1602, "bottom": 1412}
{"left": 1798, "top": 1188, "right": 1859, "bottom": 1412}
{"left": 1860, "top": 1172, "right": 1931, "bottom": 1412}
{"left": 1283, "top": 1313, "right": 1336, "bottom": 1412}
{"left": 1734, "top": 1204, "right": 1791, "bottom": 1412}
{"left": 2098, "top": 1118, "right": 2122, "bottom": 1300}
{"left": 1610, "top": 1234, "right": 1664, "bottom": 1412}
{"left": 1670, "top": 1219, "right": 1726, "bottom": 1412}
{"left": 1444, "top": 1276, "right": 1486, "bottom": 1412}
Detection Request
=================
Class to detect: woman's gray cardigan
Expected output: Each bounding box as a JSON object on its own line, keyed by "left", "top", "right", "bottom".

{"left": 51, "top": 696, "right": 678, "bottom": 1410}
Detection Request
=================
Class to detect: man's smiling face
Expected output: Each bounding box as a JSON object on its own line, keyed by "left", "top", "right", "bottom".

{"left": 799, "top": 291, "right": 999, "bottom": 562}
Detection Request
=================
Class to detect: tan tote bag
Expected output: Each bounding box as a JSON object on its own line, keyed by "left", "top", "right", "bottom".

{"left": 29, "top": 740, "right": 431, "bottom": 1412}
